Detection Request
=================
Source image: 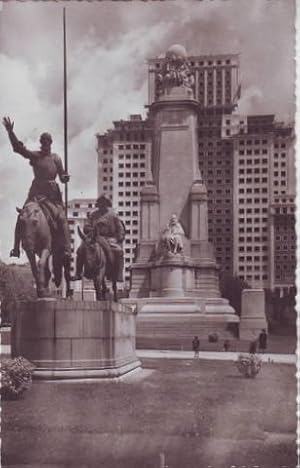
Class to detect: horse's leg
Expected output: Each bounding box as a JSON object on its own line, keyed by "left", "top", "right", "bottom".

{"left": 26, "top": 252, "right": 45, "bottom": 297}
{"left": 45, "top": 254, "right": 51, "bottom": 287}
{"left": 52, "top": 250, "right": 62, "bottom": 289}
{"left": 27, "top": 251, "right": 42, "bottom": 297}
{"left": 94, "top": 276, "right": 102, "bottom": 301}
{"left": 63, "top": 255, "right": 73, "bottom": 299}
{"left": 37, "top": 249, "right": 51, "bottom": 297}
{"left": 101, "top": 278, "right": 107, "bottom": 301}
{"left": 112, "top": 279, "right": 118, "bottom": 302}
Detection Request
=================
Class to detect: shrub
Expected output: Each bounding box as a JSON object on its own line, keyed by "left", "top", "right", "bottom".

{"left": 1, "top": 356, "right": 35, "bottom": 400}
{"left": 208, "top": 332, "right": 219, "bottom": 343}
{"left": 219, "top": 273, "right": 251, "bottom": 316}
{"left": 236, "top": 353, "right": 262, "bottom": 378}
{"left": 0, "top": 262, "right": 36, "bottom": 325}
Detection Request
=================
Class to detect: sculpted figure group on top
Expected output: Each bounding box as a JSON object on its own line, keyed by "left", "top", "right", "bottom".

{"left": 157, "top": 45, "right": 195, "bottom": 95}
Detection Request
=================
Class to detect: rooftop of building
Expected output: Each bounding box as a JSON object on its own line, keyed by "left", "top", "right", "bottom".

{"left": 148, "top": 52, "right": 240, "bottom": 64}
{"left": 96, "top": 115, "right": 152, "bottom": 143}
{"left": 68, "top": 198, "right": 96, "bottom": 205}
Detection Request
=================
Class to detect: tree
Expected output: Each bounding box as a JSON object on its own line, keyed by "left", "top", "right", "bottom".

{"left": 0, "top": 262, "right": 36, "bottom": 325}
{"left": 265, "top": 287, "right": 296, "bottom": 327}
{"left": 219, "top": 273, "right": 251, "bottom": 317}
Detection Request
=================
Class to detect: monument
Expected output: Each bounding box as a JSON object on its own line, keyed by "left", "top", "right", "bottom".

{"left": 122, "top": 45, "right": 239, "bottom": 346}
{"left": 11, "top": 299, "right": 141, "bottom": 380}
{"left": 239, "top": 289, "right": 268, "bottom": 340}
{"left": 3, "top": 117, "right": 140, "bottom": 380}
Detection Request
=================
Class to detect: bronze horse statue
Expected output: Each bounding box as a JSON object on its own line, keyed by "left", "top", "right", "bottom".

{"left": 77, "top": 226, "right": 118, "bottom": 301}
{"left": 16, "top": 200, "right": 72, "bottom": 298}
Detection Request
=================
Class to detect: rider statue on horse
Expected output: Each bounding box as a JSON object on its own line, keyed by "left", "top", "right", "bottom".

{"left": 71, "top": 194, "right": 125, "bottom": 284}
{"left": 2, "top": 116, "right": 71, "bottom": 261}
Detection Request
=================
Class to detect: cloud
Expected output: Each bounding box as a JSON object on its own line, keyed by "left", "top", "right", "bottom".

{"left": 238, "top": 85, "right": 264, "bottom": 116}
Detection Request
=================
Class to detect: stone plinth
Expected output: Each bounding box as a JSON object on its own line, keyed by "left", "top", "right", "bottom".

{"left": 123, "top": 296, "right": 237, "bottom": 317}
{"left": 122, "top": 296, "right": 239, "bottom": 348}
{"left": 11, "top": 299, "right": 141, "bottom": 380}
{"left": 130, "top": 254, "right": 221, "bottom": 299}
{"left": 239, "top": 289, "right": 268, "bottom": 340}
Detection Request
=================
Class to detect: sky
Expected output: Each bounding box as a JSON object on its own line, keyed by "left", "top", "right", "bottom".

{"left": 0, "top": 0, "right": 296, "bottom": 262}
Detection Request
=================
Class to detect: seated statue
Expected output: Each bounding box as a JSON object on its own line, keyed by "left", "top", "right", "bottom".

{"left": 161, "top": 214, "right": 185, "bottom": 255}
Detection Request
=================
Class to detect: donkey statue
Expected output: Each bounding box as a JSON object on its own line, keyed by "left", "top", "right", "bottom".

{"left": 77, "top": 226, "right": 118, "bottom": 301}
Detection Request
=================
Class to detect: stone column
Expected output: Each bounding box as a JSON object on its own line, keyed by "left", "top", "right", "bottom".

{"left": 134, "top": 181, "right": 159, "bottom": 264}
{"left": 150, "top": 87, "right": 200, "bottom": 234}
{"left": 189, "top": 180, "right": 208, "bottom": 241}
{"left": 140, "top": 182, "right": 159, "bottom": 241}
{"left": 239, "top": 289, "right": 268, "bottom": 340}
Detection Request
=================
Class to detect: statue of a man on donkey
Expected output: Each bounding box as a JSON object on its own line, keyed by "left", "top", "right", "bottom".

{"left": 71, "top": 194, "right": 125, "bottom": 302}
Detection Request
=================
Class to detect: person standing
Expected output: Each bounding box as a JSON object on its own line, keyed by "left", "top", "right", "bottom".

{"left": 258, "top": 329, "right": 268, "bottom": 353}
{"left": 192, "top": 336, "right": 200, "bottom": 358}
{"left": 223, "top": 339, "right": 230, "bottom": 352}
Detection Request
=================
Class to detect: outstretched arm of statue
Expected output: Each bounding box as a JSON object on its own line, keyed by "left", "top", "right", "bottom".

{"left": 2, "top": 116, "right": 36, "bottom": 160}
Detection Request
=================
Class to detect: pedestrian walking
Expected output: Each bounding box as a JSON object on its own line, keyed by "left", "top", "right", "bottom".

{"left": 223, "top": 339, "right": 230, "bottom": 351}
{"left": 258, "top": 328, "right": 268, "bottom": 353}
{"left": 192, "top": 336, "right": 200, "bottom": 358}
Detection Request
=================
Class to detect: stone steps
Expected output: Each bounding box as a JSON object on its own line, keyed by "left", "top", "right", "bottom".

{"left": 136, "top": 314, "right": 237, "bottom": 350}
{"left": 136, "top": 336, "right": 241, "bottom": 351}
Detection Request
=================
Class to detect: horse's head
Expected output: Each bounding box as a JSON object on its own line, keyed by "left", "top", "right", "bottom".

{"left": 17, "top": 202, "right": 42, "bottom": 226}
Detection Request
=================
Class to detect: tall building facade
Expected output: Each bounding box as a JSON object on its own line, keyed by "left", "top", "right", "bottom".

{"left": 269, "top": 194, "right": 296, "bottom": 293}
{"left": 94, "top": 50, "right": 295, "bottom": 294}
{"left": 96, "top": 115, "right": 152, "bottom": 284}
{"left": 198, "top": 115, "right": 234, "bottom": 276}
{"left": 229, "top": 116, "right": 295, "bottom": 290}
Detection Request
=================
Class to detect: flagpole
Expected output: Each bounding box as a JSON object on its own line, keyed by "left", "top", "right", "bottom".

{"left": 63, "top": 7, "right": 68, "bottom": 217}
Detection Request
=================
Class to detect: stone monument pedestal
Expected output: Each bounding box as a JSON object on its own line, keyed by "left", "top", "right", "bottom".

{"left": 239, "top": 289, "right": 268, "bottom": 340}
{"left": 124, "top": 53, "right": 240, "bottom": 348}
{"left": 126, "top": 251, "right": 239, "bottom": 349}
{"left": 123, "top": 295, "right": 238, "bottom": 349}
{"left": 11, "top": 299, "right": 141, "bottom": 380}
